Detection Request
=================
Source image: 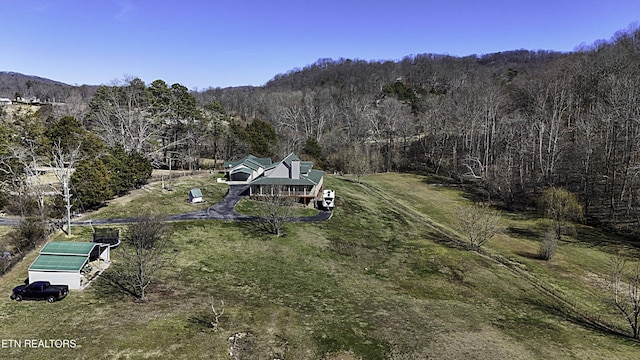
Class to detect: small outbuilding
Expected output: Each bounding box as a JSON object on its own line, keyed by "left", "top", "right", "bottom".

{"left": 28, "top": 242, "right": 110, "bottom": 290}
{"left": 189, "top": 188, "right": 204, "bottom": 203}
{"left": 93, "top": 228, "right": 121, "bottom": 248}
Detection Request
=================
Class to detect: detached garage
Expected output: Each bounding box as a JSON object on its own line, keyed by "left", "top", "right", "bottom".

{"left": 29, "top": 242, "right": 111, "bottom": 290}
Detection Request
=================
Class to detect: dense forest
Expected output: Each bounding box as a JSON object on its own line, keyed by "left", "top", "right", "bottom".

{"left": 2, "top": 26, "right": 640, "bottom": 234}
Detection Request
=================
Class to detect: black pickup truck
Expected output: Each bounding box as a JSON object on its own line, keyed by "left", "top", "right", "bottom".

{"left": 10, "top": 281, "right": 69, "bottom": 303}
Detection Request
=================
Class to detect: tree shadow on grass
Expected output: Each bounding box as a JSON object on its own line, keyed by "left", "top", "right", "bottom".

{"left": 87, "top": 275, "right": 132, "bottom": 302}
{"left": 187, "top": 309, "right": 228, "bottom": 331}
{"left": 574, "top": 225, "right": 640, "bottom": 256}
{"left": 91, "top": 273, "right": 182, "bottom": 304}
{"left": 520, "top": 293, "right": 632, "bottom": 341}
{"left": 188, "top": 312, "right": 213, "bottom": 330}
{"left": 515, "top": 250, "right": 544, "bottom": 261}
{"left": 507, "top": 226, "right": 541, "bottom": 242}
{"left": 235, "top": 218, "right": 292, "bottom": 240}
{"left": 421, "top": 226, "right": 468, "bottom": 251}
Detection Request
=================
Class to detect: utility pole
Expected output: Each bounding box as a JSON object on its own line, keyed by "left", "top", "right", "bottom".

{"left": 63, "top": 177, "right": 72, "bottom": 235}
{"left": 168, "top": 154, "right": 173, "bottom": 191}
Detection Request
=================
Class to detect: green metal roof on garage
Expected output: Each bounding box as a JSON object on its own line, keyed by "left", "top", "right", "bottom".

{"left": 225, "top": 155, "right": 273, "bottom": 170}
{"left": 29, "top": 254, "right": 88, "bottom": 272}
{"left": 40, "top": 242, "right": 96, "bottom": 256}
{"left": 230, "top": 168, "right": 254, "bottom": 175}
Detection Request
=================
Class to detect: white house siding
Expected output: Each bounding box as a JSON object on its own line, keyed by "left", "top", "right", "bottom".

{"left": 315, "top": 177, "right": 324, "bottom": 195}
{"left": 96, "top": 246, "right": 110, "bottom": 262}
{"left": 29, "top": 270, "right": 82, "bottom": 290}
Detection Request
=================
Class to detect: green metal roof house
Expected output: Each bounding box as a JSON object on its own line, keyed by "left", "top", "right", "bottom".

{"left": 29, "top": 242, "right": 111, "bottom": 290}
{"left": 225, "top": 153, "right": 325, "bottom": 203}
{"left": 224, "top": 155, "right": 273, "bottom": 182}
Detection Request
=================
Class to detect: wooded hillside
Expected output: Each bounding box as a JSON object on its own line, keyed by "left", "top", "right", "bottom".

{"left": 0, "top": 71, "right": 96, "bottom": 103}
{"left": 197, "top": 26, "right": 640, "bottom": 234}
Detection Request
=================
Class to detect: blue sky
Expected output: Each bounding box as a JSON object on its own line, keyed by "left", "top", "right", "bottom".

{"left": 0, "top": 0, "right": 638, "bottom": 89}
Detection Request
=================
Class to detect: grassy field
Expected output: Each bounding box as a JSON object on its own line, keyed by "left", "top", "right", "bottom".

{"left": 0, "top": 173, "right": 639, "bottom": 359}
{"left": 235, "top": 198, "right": 319, "bottom": 217}
{"left": 82, "top": 172, "right": 227, "bottom": 219}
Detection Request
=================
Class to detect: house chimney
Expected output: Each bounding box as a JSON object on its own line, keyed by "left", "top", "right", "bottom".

{"left": 291, "top": 160, "right": 300, "bottom": 179}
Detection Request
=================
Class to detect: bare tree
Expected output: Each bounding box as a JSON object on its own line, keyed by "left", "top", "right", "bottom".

{"left": 50, "top": 140, "right": 81, "bottom": 184}
{"left": 538, "top": 187, "right": 584, "bottom": 241}
{"left": 61, "top": 88, "right": 89, "bottom": 120}
{"left": 0, "top": 148, "right": 29, "bottom": 216}
{"left": 458, "top": 203, "right": 502, "bottom": 251}
{"left": 8, "top": 217, "right": 48, "bottom": 256}
{"left": 209, "top": 298, "right": 225, "bottom": 331}
{"left": 274, "top": 91, "right": 305, "bottom": 152}
{"left": 88, "top": 77, "right": 157, "bottom": 154}
{"left": 257, "top": 186, "right": 296, "bottom": 237}
{"left": 0, "top": 255, "right": 13, "bottom": 276}
{"left": 48, "top": 140, "right": 82, "bottom": 233}
{"left": 538, "top": 228, "right": 558, "bottom": 261}
{"left": 106, "top": 216, "right": 173, "bottom": 301}
{"left": 346, "top": 143, "right": 371, "bottom": 183}
{"left": 0, "top": 140, "right": 48, "bottom": 218}
{"left": 370, "top": 97, "right": 406, "bottom": 172}
{"left": 611, "top": 255, "right": 640, "bottom": 339}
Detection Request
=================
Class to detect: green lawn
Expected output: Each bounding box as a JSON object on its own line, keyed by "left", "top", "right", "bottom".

{"left": 235, "top": 198, "right": 319, "bottom": 217}
{"left": 82, "top": 173, "right": 227, "bottom": 219}
{"left": 0, "top": 173, "right": 638, "bottom": 359}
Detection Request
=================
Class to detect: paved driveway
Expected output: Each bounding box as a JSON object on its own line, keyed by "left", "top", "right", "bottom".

{"left": 0, "top": 185, "right": 332, "bottom": 227}
{"left": 168, "top": 184, "right": 332, "bottom": 222}
{"left": 167, "top": 185, "right": 254, "bottom": 221}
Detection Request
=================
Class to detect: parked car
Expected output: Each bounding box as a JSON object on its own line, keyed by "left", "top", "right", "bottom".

{"left": 10, "top": 281, "right": 69, "bottom": 303}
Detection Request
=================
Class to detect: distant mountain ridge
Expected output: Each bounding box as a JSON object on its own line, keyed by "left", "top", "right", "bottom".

{"left": 0, "top": 71, "right": 72, "bottom": 85}
{"left": 0, "top": 71, "right": 97, "bottom": 102}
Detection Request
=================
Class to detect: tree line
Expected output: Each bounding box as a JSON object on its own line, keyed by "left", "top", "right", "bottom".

{"left": 0, "top": 110, "right": 151, "bottom": 216}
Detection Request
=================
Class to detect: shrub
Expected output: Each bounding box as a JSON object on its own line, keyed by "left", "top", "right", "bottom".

{"left": 538, "top": 228, "right": 558, "bottom": 261}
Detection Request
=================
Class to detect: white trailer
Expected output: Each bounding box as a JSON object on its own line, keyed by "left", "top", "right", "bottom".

{"left": 321, "top": 189, "right": 335, "bottom": 210}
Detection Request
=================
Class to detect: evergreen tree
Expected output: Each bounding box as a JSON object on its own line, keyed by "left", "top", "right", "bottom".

{"left": 71, "top": 159, "right": 112, "bottom": 210}
{"left": 243, "top": 119, "right": 277, "bottom": 158}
